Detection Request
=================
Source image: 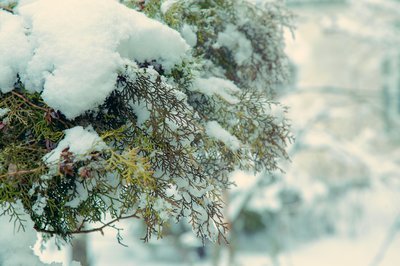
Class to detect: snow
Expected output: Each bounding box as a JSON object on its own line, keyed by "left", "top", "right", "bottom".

{"left": 78, "top": 210, "right": 400, "bottom": 266}
{"left": 33, "top": 234, "right": 70, "bottom": 265}
{"left": 152, "top": 198, "right": 173, "bottom": 222}
{"left": 0, "top": 107, "right": 9, "bottom": 117}
{"left": 273, "top": 3, "right": 400, "bottom": 265}
{"left": 181, "top": 24, "right": 197, "bottom": 47}
{"left": 213, "top": 24, "right": 252, "bottom": 66}
{"left": 131, "top": 100, "right": 151, "bottom": 127}
{"left": 0, "top": 10, "right": 31, "bottom": 93}
{"left": 65, "top": 181, "right": 89, "bottom": 208}
{"left": 284, "top": 233, "right": 400, "bottom": 266}
{"left": 160, "top": 0, "right": 179, "bottom": 14}
{"left": 0, "top": 203, "right": 59, "bottom": 266}
{"left": 1, "top": 0, "right": 189, "bottom": 118}
{"left": 192, "top": 77, "right": 240, "bottom": 104}
{"left": 2, "top": 1, "right": 400, "bottom": 265}
{"left": 205, "top": 121, "right": 241, "bottom": 151}
{"left": 247, "top": 181, "right": 283, "bottom": 211}
{"left": 228, "top": 171, "right": 266, "bottom": 220}
{"left": 43, "top": 126, "right": 107, "bottom": 165}
{"left": 32, "top": 195, "right": 47, "bottom": 216}
{"left": 179, "top": 231, "right": 202, "bottom": 248}
{"left": 283, "top": 5, "right": 386, "bottom": 91}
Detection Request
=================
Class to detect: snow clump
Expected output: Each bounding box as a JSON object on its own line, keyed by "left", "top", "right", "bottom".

{"left": 205, "top": 120, "right": 241, "bottom": 150}
{"left": 0, "top": 10, "right": 30, "bottom": 93}
{"left": 0, "top": 0, "right": 189, "bottom": 118}
{"left": 213, "top": 24, "right": 253, "bottom": 66}
{"left": 193, "top": 77, "right": 241, "bottom": 104}
{"left": 43, "top": 126, "right": 107, "bottom": 165}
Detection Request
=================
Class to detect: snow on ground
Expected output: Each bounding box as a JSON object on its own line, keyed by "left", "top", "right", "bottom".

{"left": 84, "top": 224, "right": 400, "bottom": 266}
{"left": 286, "top": 233, "right": 400, "bottom": 266}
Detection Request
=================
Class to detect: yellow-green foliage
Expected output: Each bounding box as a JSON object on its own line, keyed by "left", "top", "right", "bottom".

{"left": 0, "top": 88, "right": 167, "bottom": 241}
{"left": 106, "top": 148, "right": 154, "bottom": 188}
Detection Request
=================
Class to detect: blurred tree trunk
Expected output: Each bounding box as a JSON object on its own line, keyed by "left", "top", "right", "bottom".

{"left": 72, "top": 235, "right": 89, "bottom": 266}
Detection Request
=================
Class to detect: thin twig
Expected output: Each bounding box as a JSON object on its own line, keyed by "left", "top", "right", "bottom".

{"left": 35, "top": 212, "right": 140, "bottom": 235}
{"left": 0, "top": 167, "right": 45, "bottom": 180}
{"left": 11, "top": 91, "right": 70, "bottom": 127}
{"left": 11, "top": 91, "right": 49, "bottom": 112}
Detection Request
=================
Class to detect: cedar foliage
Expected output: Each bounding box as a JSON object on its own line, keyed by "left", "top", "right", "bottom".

{"left": 0, "top": 0, "right": 293, "bottom": 243}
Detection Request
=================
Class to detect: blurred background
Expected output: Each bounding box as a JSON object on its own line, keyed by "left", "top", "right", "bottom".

{"left": 2, "top": 0, "right": 400, "bottom": 265}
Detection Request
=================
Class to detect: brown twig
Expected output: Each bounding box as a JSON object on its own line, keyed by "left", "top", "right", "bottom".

{"left": 11, "top": 91, "right": 49, "bottom": 112}
{"left": 11, "top": 91, "right": 70, "bottom": 127}
{"left": 35, "top": 212, "right": 140, "bottom": 235}
{"left": 0, "top": 167, "right": 45, "bottom": 180}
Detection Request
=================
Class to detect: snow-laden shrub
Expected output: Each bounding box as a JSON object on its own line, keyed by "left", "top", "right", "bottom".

{"left": 0, "top": 0, "right": 292, "bottom": 243}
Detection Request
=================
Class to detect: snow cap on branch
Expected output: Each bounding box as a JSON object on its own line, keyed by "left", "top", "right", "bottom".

{"left": 0, "top": 0, "right": 189, "bottom": 118}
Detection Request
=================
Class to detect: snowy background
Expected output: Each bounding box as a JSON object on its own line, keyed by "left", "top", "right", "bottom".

{"left": 1, "top": 0, "right": 400, "bottom": 265}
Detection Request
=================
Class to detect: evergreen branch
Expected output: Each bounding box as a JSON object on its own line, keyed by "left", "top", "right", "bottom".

{"left": 34, "top": 212, "right": 140, "bottom": 235}
{"left": 0, "top": 0, "right": 292, "bottom": 244}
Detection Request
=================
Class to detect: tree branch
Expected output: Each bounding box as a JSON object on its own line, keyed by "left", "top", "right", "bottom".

{"left": 0, "top": 167, "right": 45, "bottom": 180}
{"left": 34, "top": 212, "right": 140, "bottom": 235}
{"left": 0, "top": 5, "right": 14, "bottom": 14}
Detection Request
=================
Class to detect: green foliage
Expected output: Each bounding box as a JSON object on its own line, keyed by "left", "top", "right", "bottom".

{"left": 0, "top": 0, "right": 293, "bottom": 244}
